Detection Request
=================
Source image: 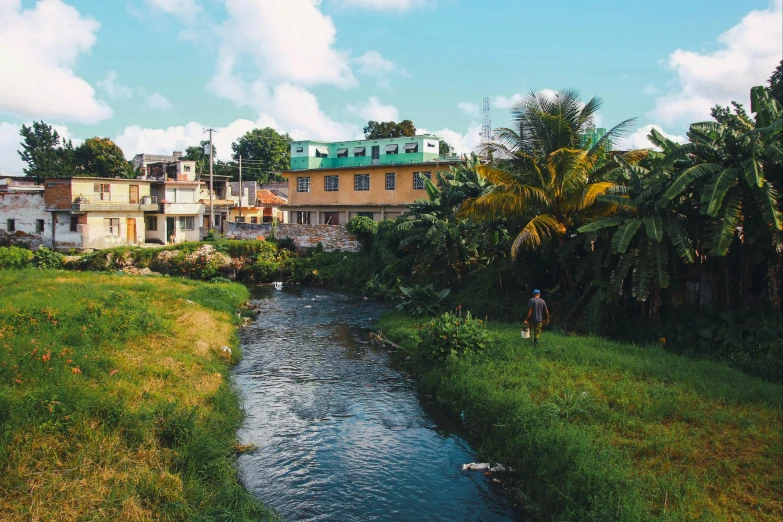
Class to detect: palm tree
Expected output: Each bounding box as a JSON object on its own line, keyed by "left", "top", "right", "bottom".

{"left": 463, "top": 89, "right": 637, "bottom": 259}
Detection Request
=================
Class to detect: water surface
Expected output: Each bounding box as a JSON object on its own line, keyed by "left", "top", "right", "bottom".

{"left": 234, "top": 286, "right": 520, "bottom": 521}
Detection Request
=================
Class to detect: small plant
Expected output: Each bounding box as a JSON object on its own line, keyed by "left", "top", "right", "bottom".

{"left": 205, "top": 229, "right": 223, "bottom": 241}
{"left": 420, "top": 310, "right": 489, "bottom": 360}
{"left": 396, "top": 283, "right": 450, "bottom": 317}
{"left": 31, "top": 247, "right": 65, "bottom": 269}
{"left": 276, "top": 237, "right": 296, "bottom": 252}
{"left": 347, "top": 216, "right": 378, "bottom": 251}
{"left": 0, "top": 246, "right": 33, "bottom": 269}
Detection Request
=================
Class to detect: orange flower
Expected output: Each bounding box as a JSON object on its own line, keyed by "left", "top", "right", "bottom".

{"left": 72, "top": 367, "right": 81, "bottom": 374}
{"left": 67, "top": 359, "right": 72, "bottom": 364}
{"left": 15, "top": 378, "right": 22, "bottom": 385}
{"left": 109, "top": 369, "right": 119, "bottom": 376}
{"left": 42, "top": 353, "right": 51, "bottom": 362}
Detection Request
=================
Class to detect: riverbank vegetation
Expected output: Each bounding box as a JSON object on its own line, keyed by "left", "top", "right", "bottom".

{"left": 0, "top": 270, "right": 277, "bottom": 521}
{"left": 379, "top": 312, "right": 783, "bottom": 521}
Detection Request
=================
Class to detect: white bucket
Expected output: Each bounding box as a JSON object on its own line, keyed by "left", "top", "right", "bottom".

{"left": 520, "top": 326, "right": 530, "bottom": 339}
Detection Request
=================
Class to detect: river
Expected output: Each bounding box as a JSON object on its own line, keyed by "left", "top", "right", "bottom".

{"left": 234, "top": 286, "right": 521, "bottom": 521}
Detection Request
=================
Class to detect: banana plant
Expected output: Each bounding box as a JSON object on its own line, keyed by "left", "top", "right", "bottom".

{"left": 577, "top": 150, "right": 695, "bottom": 302}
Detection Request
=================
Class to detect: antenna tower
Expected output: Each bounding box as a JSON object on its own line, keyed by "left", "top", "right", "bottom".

{"left": 481, "top": 97, "right": 492, "bottom": 156}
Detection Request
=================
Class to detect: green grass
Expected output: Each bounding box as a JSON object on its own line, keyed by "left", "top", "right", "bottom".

{"left": 379, "top": 312, "right": 783, "bottom": 521}
{"left": 0, "top": 270, "right": 278, "bottom": 521}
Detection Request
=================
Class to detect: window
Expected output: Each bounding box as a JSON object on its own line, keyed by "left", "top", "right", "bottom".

{"left": 385, "top": 144, "right": 398, "bottom": 155}
{"left": 235, "top": 217, "right": 245, "bottom": 223}
{"left": 145, "top": 216, "right": 158, "bottom": 231}
{"left": 354, "top": 174, "right": 370, "bottom": 191}
{"left": 358, "top": 212, "right": 374, "bottom": 220}
{"left": 427, "top": 141, "right": 437, "bottom": 148}
{"left": 104, "top": 218, "right": 120, "bottom": 236}
{"left": 251, "top": 217, "right": 258, "bottom": 224}
{"left": 214, "top": 215, "right": 221, "bottom": 227}
{"left": 184, "top": 165, "right": 191, "bottom": 172}
{"left": 353, "top": 146, "right": 366, "bottom": 157}
{"left": 296, "top": 147, "right": 304, "bottom": 153}
{"left": 404, "top": 143, "right": 418, "bottom": 153}
{"left": 296, "top": 211, "right": 311, "bottom": 224}
{"left": 413, "top": 171, "right": 431, "bottom": 190}
{"left": 7, "top": 219, "right": 15, "bottom": 232}
{"left": 336, "top": 148, "right": 348, "bottom": 158}
{"left": 36, "top": 219, "right": 44, "bottom": 233}
{"left": 179, "top": 216, "right": 195, "bottom": 231}
{"left": 324, "top": 175, "right": 339, "bottom": 192}
{"left": 385, "top": 172, "right": 396, "bottom": 190}
{"left": 297, "top": 176, "right": 311, "bottom": 193}
{"left": 94, "top": 184, "right": 110, "bottom": 201}
{"left": 70, "top": 216, "right": 78, "bottom": 232}
{"left": 315, "top": 147, "right": 329, "bottom": 158}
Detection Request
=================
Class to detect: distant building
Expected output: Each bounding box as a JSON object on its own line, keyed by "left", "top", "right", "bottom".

{"left": 280, "top": 135, "right": 458, "bottom": 225}
{"left": 580, "top": 127, "right": 609, "bottom": 150}
{"left": 131, "top": 151, "right": 184, "bottom": 172}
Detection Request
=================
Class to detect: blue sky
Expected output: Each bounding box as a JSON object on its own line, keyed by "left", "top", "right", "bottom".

{"left": 1, "top": 0, "right": 781, "bottom": 172}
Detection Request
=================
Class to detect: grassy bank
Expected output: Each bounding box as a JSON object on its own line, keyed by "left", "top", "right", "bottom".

{"left": 0, "top": 270, "right": 277, "bottom": 521}
{"left": 379, "top": 312, "right": 783, "bottom": 521}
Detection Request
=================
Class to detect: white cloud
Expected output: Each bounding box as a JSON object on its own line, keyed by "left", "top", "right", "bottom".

{"left": 419, "top": 124, "right": 483, "bottom": 155}
{"left": 353, "top": 50, "right": 407, "bottom": 88}
{"left": 114, "top": 117, "right": 279, "bottom": 161}
{"left": 97, "top": 71, "right": 133, "bottom": 100}
{"left": 0, "top": 0, "right": 111, "bottom": 123}
{"left": 329, "top": 0, "right": 434, "bottom": 11}
{"left": 618, "top": 124, "right": 688, "bottom": 151}
{"left": 650, "top": 0, "right": 783, "bottom": 124}
{"left": 347, "top": 97, "right": 400, "bottom": 122}
{"left": 146, "top": 92, "right": 173, "bottom": 111}
{"left": 211, "top": 0, "right": 355, "bottom": 90}
{"left": 493, "top": 93, "right": 523, "bottom": 109}
{"left": 458, "top": 102, "right": 479, "bottom": 116}
{"left": 144, "top": 0, "right": 202, "bottom": 17}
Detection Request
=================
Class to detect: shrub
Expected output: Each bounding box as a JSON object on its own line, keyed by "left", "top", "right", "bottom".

{"left": 251, "top": 258, "right": 279, "bottom": 282}
{"left": 396, "top": 283, "right": 450, "bottom": 317}
{"left": 275, "top": 237, "right": 296, "bottom": 252}
{"left": 31, "top": 247, "right": 65, "bottom": 269}
{"left": 0, "top": 246, "right": 33, "bottom": 269}
{"left": 420, "top": 310, "right": 489, "bottom": 360}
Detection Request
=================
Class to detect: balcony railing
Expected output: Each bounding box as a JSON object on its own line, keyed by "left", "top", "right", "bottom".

{"left": 72, "top": 194, "right": 159, "bottom": 212}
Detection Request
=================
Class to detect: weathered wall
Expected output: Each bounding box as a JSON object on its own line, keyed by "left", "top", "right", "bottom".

{"left": 226, "top": 222, "right": 360, "bottom": 252}
{"left": 0, "top": 192, "right": 49, "bottom": 248}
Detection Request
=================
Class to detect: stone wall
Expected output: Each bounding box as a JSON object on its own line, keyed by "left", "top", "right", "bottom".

{"left": 0, "top": 192, "right": 49, "bottom": 249}
{"left": 225, "top": 222, "right": 360, "bottom": 252}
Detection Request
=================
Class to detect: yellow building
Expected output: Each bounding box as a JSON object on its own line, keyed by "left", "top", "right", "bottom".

{"left": 281, "top": 163, "right": 457, "bottom": 225}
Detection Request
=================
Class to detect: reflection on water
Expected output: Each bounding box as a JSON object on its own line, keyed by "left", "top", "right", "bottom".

{"left": 234, "top": 286, "right": 521, "bottom": 521}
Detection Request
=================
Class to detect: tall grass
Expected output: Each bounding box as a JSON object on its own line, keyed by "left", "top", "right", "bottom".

{"left": 0, "top": 270, "right": 278, "bottom": 521}
{"left": 379, "top": 312, "right": 783, "bottom": 521}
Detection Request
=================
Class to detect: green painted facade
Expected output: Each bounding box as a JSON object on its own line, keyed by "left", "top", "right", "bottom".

{"left": 580, "top": 127, "right": 609, "bottom": 150}
{"left": 289, "top": 135, "right": 442, "bottom": 171}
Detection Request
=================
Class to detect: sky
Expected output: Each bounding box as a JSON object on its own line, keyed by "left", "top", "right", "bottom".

{"left": 0, "top": 0, "right": 781, "bottom": 173}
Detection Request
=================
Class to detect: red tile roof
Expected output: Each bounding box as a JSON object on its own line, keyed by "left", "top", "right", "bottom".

{"left": 256, "top": 189, "right": 287, "bottom": 206}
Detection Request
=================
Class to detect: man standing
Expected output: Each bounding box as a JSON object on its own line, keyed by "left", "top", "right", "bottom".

{"left": 523, "top": 289, "right": 549, "bottom": 345}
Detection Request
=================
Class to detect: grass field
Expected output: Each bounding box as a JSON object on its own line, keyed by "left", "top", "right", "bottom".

{"left": 0, "top": 270, "right": 278, "bottom": 521}
{"left": 379, "top": 312, "right": 783, "bottom": 521}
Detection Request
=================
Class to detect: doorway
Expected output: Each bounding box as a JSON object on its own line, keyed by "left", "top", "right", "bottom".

{"left": 167, "top": 217, "right": 176, "bottom": 243}
{"left": 127, "top": 218, "right": 137, "bottom": 244}
{"left": 323, "top": 212, "right": 341, "bottom": 225}
{"left": 129, "top": 185, "right": 140, "bottom": 204}
{"left": 371, "top": 146, "right": 380, "bottom": 165}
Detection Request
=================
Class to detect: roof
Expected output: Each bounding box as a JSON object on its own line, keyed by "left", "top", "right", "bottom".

{"left": 256, "top": 189, "right": 287, "bottom": 206}
{"left": 44, "top": 177, "right": 151, "bottom": 183}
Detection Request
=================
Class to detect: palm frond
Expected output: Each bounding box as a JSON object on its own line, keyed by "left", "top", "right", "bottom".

{"left": 611, "top": 219, "right": 642, "bottom": 254}
{"left": 663, "top": 218, "right": 694, "bottom": 263}
{"left": 660, "top": 163, "right": 723, "bottom": 203}
{"left": 706, "top": 194, "right": 742, "bottom": 256}
{"left": 511, "top": 214, "right": 566, "bottom": 258}
{"left": 643, "top": 216, "right": 664, "bottom": 241}
{"left": 700, "top": 167, "right": 740, "bottom": 216}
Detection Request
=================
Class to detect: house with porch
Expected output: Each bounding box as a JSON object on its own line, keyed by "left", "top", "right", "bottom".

{"left": 279, "top": 135, "right": 458, "bottom": 225}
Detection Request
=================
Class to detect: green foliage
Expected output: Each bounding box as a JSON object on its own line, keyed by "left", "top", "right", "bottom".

{"left": 396, "top": 283, "right": 450, "bottom": 317}
{"left": 275, "top": 237, "right": 296, "bottom": 252}
{"left": 346, "top": 216, "right": 378, "bottom": 251}
{"left": 0, "top": 246, "right": 33, "bottom": 269}
{"left": 18, "top": 121, "right": 76, "bottom": 183}
{"left": 74, "top": 137, "right": 131, "bottom": 178}
{"left": 420, "top": 310, "right": 489, "bottom": 360}
{"left": 231, "top": 128, "right": 292, "bottom": 182}
{"left": 363, "top": 119, "right": 416, "bottom": 139}
{"left": 31, "top": 247, "right": 64, "bottom": 269}
{"left": 380, "top": 312, "right": 783, "bottom": 521}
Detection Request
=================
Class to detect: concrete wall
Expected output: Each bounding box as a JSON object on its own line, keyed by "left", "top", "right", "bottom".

{"left": 80, "top": 212, "right": 146, "bottom": 248}
{"left": 226, "top": 222, "right": 360, "bottom": 252}
{"left": 0, "top": 192, "right": 49, "bottom": 248}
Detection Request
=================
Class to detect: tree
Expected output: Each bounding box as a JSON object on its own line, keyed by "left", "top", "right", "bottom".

{"left": 463, "top": 89, "right": 635, "bottom": 258}
{"left": 182, "top": 141, "right": 237, "bottom": 179}
{"left": 363, "top": 120, "right": 416, "bottom": 139}
{"left": 74, "top": 137, "right": 131, "bottom": 178}
{"left": 439, "top": 140, "right": 452, "bottom": 156}
{"left": 231, "top": 128, "right": 292, "bottom": 182}
{"left": 768, "top": 59, "right": 783, "bottom": 103}
{"left": 18, "top": 121, "right": 76, "bottom": 183}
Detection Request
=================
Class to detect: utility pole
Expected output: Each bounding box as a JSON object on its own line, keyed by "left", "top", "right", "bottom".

{"left": 205, "top": 128, "right": 216, "bottom": 231}
{"left": 238, "top": 155, "right": 242, "bottom": 222}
